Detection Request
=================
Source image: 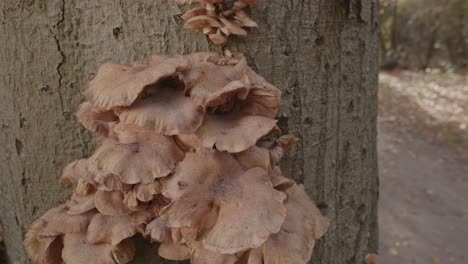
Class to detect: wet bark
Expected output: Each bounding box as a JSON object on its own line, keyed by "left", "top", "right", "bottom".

{"left": 0, "top": 0, "right": 379, "bottom": 263}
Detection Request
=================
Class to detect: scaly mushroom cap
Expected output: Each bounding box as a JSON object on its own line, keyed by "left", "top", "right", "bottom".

{"left": 84, "top": 56, "right": 189, "bottom": 110}
{"left": 261, "top": 184, "right": 330, "bottom": 264}
{"left": 62, "top": 233, "right": 135, "bottom": 264}
{"left": 161, "top": 150, "right": 287, "bottom": 254}
{"left": 178, "top": 0, "right": 258, "bottom": 46}
{"left": 88, "top": 125, "right": 184, "bottom": 185}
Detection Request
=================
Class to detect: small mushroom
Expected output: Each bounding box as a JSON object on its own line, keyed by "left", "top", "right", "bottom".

{"left": 178, "top": 0, "right": 258, "bottom": 45}
{"left": 181, "top": 7, "right": 207, "bottom": 20}
{"left": 234, "top": 10, "right": 258, "bottom": 27}
{"left": 219, "top": 17, "right": 247, "bottom": 36}
{"left": 184, "top": 15, "right": 222, "bottom": 32}
{"left": 209, "top": 30, "right": 228, "bottom": 46}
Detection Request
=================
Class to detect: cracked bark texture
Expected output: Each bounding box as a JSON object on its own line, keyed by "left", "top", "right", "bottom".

{"left": 0, "top": 0, "right": 379, "bottom": 263}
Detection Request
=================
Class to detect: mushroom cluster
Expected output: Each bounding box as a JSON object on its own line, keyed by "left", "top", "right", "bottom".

{"left": 178, "top": 0, "right": 258, "bottom": 46}
{"left": 25, "top": 52, "right": 329, "bottom": 264}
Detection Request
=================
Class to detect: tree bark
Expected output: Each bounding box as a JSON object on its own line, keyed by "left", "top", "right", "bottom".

{"left": 0, "top": 0, "right": 379, "bottom": 263}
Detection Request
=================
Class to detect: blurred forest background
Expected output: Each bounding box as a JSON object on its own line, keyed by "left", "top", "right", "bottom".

{"left": 378, "top": 0, "right": 468, "bottom": 263}
{"left": 380, "top": 0, "right": 467, "bottom": 70}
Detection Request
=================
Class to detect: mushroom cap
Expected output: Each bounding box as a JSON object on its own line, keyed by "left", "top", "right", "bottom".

{"left": 123, "top": 189, "right": 149, "bottom": 212}
{"left": 233, "top": 145, "right": 271, "bottom": 170}
{"left": 95, "top": 190, "right": 133, "bottom": 216}
{"left": 76, "top": 101, "right": 117, "bottom": 137}
{"left": 188, "top": 241, "right": 237, "bottom": 264}
{"left": 262, "top": 184, "right": 330, "bottom": 264}
{"left": 135, "top": 182, "right": 161, "bottom": 202}
{"left": 68, "top": 193, "right": 96, "bottom": 215}
{"left": 89, "top": 125, "right": 184, "bottom": 185}
{"left": 181, "top": 7, "right": 207, "bottom": 20}
{"left": 59, "top": 159, "right": 94, "bottom": 187}
{"left": 219, "top": 17, "right": 247, "bottom": 36}
{"left": 62, "top": 233, "right": 135, "bottom": 264}
{"left": 184, "top": 15, "right": 222, "bottom": 31}
{"left": 25, "top": 216, "right": 63, "bottom": 264}
{"left": 158, "top": 242, "right": 190, "bottom": 261}
{"left": 161, "top": 151, "right": 287, "bottom": 254}
{"left": 234, "top": 10, "right": 258, "bottom": 27}
{"left": 41, "top": 206, "right": 96, "bottom": 236}
{"left": 195, "top": 113, "right": 277, "bottom": 153}
{"left": 145, "top": 218, "right": 172, "bottom": 242}
{"left": 118, "top": 84, "right": 205, "bottom": 136}
{"left": 181, "top": 56, "right": 250, "bottom": 109}
{"left": 84, "top": 56, "right": 189, "bottom": 110}
{"left": 86, "top": 214, "right": 143, "bottom": 245}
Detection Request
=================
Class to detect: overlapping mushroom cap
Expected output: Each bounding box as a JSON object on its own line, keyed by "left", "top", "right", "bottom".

{"left": 25, "top": 52, "right": 329, "bottom": 264}
{"left": 176, "top": 0, "right": 258, "bottom": 46}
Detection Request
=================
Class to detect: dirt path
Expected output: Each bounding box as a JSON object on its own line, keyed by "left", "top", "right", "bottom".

{"left": 378, "top": 70, "right": 468, "bottom": 264}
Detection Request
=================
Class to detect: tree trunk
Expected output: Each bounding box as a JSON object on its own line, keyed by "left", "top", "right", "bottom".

{"left": 0, "top": 0, "right": 379, "bottom": 263}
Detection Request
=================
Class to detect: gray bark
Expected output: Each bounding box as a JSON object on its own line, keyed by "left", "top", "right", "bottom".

{"left": 0, "top": 0, "right": 379, "bottom": 263}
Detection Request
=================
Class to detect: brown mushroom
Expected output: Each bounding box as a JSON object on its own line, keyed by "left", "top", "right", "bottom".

{"left": 188, "top": 240, "right": 238, "bottom": 264}
{"left": 59, "top": 159, "right": 94, "bottom": 188}
{"left": 76, "top": 101, "right": 117, "bottom": 137}
{"left": 84, "top": 56, "right": 189, "bottom": 111}
{"left": 161, "top": 150, "right": 287, "bottom": 254}
{"left": 25, "top": 208, "right": 64, "bottom": 264}
{"left": 261, "top": 184, "right": 330, "bottom": 264}
{"left": 62, "top": 233, "right": 135, "bottom": 264}
{"left": 118, "top": 84, "right": 205, "bottom": 135}
{"left": 88, "top": 125, "right": 184, "bottom": 185}
{"left": 95, "top": 190, "right": 133, "bottom": 216}
{"left": 178, "top": 0, "right": 258, "bottom": 45}
{"left": 158, "top": 242, "right": 190, "bottom": 261}
{"left": 184, "top": 15, "right": 222, "bottom": 32}
{"left": 41, "top": 206, "right": 96, "bottom": 237}
{"left": 68, "top": 193, "right": 96, "bottom": 215}
{"left": 195, "top": 113, "right": 277, "bottom": 153}
{"left": 86, "top": 214, "right": 143, "bottom": 245}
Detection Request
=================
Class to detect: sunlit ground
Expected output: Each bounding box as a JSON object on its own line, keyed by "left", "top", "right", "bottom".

{"left": 378, "top": 69, "right": 468, "bottom": 264}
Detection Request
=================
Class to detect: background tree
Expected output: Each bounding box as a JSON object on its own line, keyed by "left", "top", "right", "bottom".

{"left": 0, "top": 1, "right": 379, "bottom": 263}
